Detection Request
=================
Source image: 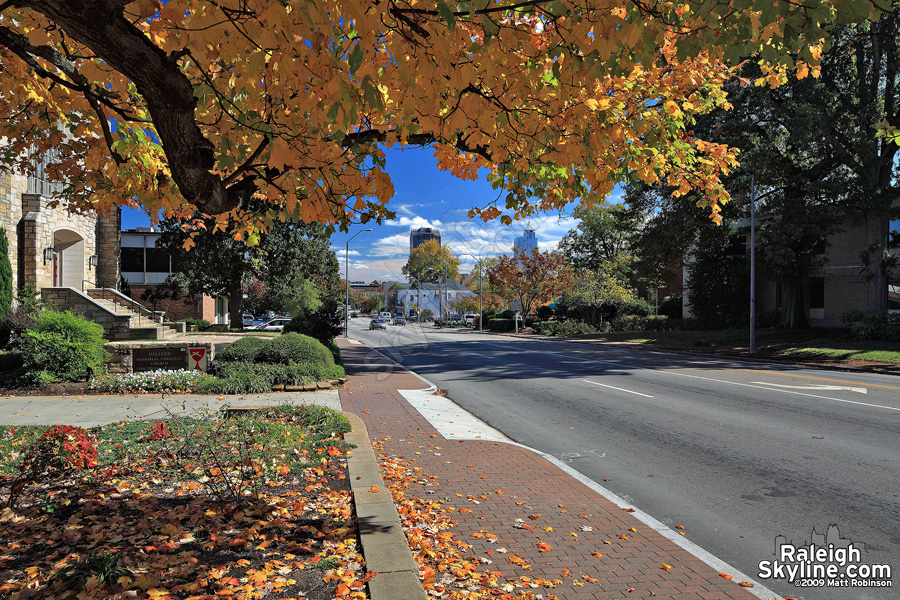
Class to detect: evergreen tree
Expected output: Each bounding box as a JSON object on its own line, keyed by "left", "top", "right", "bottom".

{"left": 0, "top": 228, "right": 12, "bottom": 347}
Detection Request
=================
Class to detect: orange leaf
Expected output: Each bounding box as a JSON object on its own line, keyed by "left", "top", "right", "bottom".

{"left": 719, "top": 573, "right": 733, "bottom": 580}
{"left": 739, "top": 581, "right": 754, "bottom": 588}
{"left": 537, "top": 541, "right": 552, "bottom": 552}
{"left": 326, "top": 446, "right": 341, "bottom": 456}
{"left": 661, "top": 564, "right": 672, "bottom": 571}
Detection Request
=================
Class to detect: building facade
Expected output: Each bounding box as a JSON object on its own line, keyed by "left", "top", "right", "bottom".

{"left": 1, "top": 164, "right": 119, "bottom": 294}
{"left": 514, "top": 229, "right": 538, "bottom": 253}
{"left": 396, "top": 280, "right": 476, "bottom": 318}
{"left": 410, "top": 227, "right": 441, "bottom": 253}
{"left": 683, "top": 212, "right": 900, "bottom": 327}
{"left": 120, "top": 228, "right": 224, "bottom": 323}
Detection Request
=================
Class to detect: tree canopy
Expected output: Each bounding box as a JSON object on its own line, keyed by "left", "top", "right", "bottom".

{"left": 1, "top": 0, "right": 881, "bottom": 240}
{"left": 402, "top": 239, "right": 460, "bottom": 284}
{"left": 488, "top": 249, "right": 572, "bottom": 317}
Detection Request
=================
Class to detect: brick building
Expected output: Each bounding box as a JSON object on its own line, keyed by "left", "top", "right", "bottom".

{"left": 121, "top": 228, "right": 224, "bottom": 323}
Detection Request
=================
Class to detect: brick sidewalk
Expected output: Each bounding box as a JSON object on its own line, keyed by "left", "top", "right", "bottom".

{"left": 337, "top": 339, "right": 765, "bottom": 600}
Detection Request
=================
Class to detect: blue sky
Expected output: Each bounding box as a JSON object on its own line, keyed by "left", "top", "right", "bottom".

{"left": 123, "top": 146, "right": 618, "bottom": 282}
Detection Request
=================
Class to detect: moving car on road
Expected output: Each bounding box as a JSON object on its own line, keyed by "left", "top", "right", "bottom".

{"left": 369, "top": 318, "right": 387, "bottom": 330}
{"left": 393, "top": 316, "right": 406, "bottom": 325}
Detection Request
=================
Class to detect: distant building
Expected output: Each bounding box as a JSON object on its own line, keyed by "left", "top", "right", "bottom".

{"left": 396, "top": 280, "right": 476, "bottom": 318}
{"left": 410, "top": 227, "right": 441, "bottom": 253}
{"left": 120, "top": 228, "right": 225, "bottom": 323}
{"left": 514, "top": 229, "right": 538, "bottom": 253}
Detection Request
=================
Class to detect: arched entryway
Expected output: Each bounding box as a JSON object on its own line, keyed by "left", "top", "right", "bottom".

{"left": 52, "top": 229, "right": 85, "bottom": 288}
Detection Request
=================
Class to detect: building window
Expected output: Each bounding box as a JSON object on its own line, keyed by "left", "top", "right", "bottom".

{"left": 145, "top": 248, "right": 170, "bottom": 273}
{"left": 26, "top": 147, "right": 65, "bottom": 196}
{"left": 121, "top": 247, "right": 144, "bottom": 272}
{"left": 809, "top": 278, "right": 825, "bottom": 309}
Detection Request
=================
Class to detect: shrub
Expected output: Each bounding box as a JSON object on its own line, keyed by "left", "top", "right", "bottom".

{"left": 179, "top": 317, "right": 211, "bottom": 330}
{"left": 532, "top": 320, "right": 596, "bottom": 336}
{"left": 283, "top": 298, "right": 343, "bottom": 343}
{"left": 324, "top": 338, "right": 341, "bottom": 363}
{"left": 657, "top": 295, "right": 683, "bottom": 320}
{"left": 255, "top": 332, "right": 334, "bottom": 366}
{"left": 487, "top": 318, "right": 516, "bottom": 332}
{"left": 20, "top": 310, "right": 106, "bottom": 382}
{"left": 536, "top": 305, "right": 554, "bottom": 321}
{"left": 619, "top": 297, "right": 655, "bottom": 317}
{"left": 20, "top": 425, "right": 98, "bottom": 475}
{"left": 217, "top": 336, "right": 269, "bottom": 362}
{"left": 610, "top": 314, "right": 671, "bottom": 332}
{"left": 840, "top": 310, "right": 900, "bottom": 342}
{"left": 214, "top": 360, "right": 344, "bottom": 388}
{"left": 0, "top": 228, "right": 11, "bottom": 348}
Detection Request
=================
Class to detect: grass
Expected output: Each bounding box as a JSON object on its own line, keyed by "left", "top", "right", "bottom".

{"left": 575, "top": 328, "right": 900, "bottom": 364}
{"left": 0, "top": 404, "right": 365, "bottom": 600}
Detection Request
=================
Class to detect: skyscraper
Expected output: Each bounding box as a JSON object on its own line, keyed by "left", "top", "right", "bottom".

{"left": 514, "top": 229, "right": 538, "bottom": 253}
{"left": 410, "top": 227, "right": 441, "bottom": 253}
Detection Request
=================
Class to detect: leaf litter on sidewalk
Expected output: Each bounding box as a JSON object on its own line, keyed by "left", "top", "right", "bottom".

{"left": 0, "top": 404, "right": 372, "bottom": 600}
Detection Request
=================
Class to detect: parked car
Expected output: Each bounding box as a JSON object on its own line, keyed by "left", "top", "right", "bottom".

{"left": 393, "top": 316, "right": 406, "bottom": 325}
{"left": 250, "top": 318, "right": 291, "bottom": 331}
{"left": 242, "top": 313, "right": 256, "bottom": 326}
{"left": 350, "top": 311, "right": 358, "bottom": 318}
{"left": 449, "top": 315, "right": 461, "bottom": 323}
{"left": 464, "top": 314, "right": 477, "bottom": 326}
{"left": 369, "top": 318, "right": 387, "bottom": 330}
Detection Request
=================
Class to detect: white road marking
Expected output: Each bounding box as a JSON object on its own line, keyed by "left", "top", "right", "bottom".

{"left": 470, "top": 353, "right": 496, "bottom": 360}
{"left": 582, "top": 379, "right": 654, "bottom": 398}
{"left": 751, "top": 382, "right": 867, "bottom": 394}
{"left": 669, "top": 371, "right": 900, "bottom": 412}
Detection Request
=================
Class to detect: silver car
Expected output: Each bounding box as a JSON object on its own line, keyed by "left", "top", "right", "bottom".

{"left": 252, "top": 318, "right": 291, "bottom": 331}
{"left": 369, "top": 318, "right": 387, "bottom": 330}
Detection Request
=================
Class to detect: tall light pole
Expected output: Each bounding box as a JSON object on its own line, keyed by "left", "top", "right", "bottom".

{"left": 345, "top": 228, "right": 372, "bottom": 336}
{"left": 461, "top": 252, "right": 483, "bottom": 331}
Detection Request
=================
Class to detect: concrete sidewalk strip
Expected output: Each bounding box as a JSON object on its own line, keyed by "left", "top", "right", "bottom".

{"left": 338, "top": 337, "right": 779, "bottom": 600}
{"left": 0, "top": 390, "right": 341, "bottom": 426}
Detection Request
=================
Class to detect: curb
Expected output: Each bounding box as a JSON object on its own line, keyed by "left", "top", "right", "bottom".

{"left": 343, "top": 341, "right": 783, "bottom": 600}
{"left": 343, "top": 411, "right": 428, "bottom": 600}
{"left": 476, "top": 329, "right": 900, "bottom": 376}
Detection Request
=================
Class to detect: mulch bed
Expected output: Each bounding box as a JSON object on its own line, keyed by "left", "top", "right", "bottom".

{"left": 0, "top": 413, "right": 371, "bottom": 600}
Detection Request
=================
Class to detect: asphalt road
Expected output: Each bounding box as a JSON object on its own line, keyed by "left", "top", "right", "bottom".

{"left": 348, "top": 317, "right": 900, "bottom": 600}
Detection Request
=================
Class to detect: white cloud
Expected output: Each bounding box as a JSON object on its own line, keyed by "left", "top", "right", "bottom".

{"left": 383, "top": 215, "right": 442, "bottom": 229}
{"left": 371, "top": 233, "right": 411, "bottom": 257}
{"left": 331, "top": 247, "right": 361, "bottom": 256}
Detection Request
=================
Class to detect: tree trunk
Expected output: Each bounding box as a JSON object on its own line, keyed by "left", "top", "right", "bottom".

{"left": 780, "top": 280, "right": 810, "bottom": 329}
{"left": 861, "top": 211, "right": 889, "bottom": 313}
{"left": 229, "top": 281, "right": 244, "bottom": 330}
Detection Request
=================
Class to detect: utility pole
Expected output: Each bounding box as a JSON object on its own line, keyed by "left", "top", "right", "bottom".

{"left": 750, "top": 173, "right": 757, "bottom": 354}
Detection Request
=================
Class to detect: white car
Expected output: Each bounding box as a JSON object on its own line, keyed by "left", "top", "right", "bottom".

{"left": 251, "top": 318, "right": 291, "bottom": 331}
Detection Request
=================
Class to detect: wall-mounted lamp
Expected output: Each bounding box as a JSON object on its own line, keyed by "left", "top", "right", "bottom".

{"left": 43, "top": 247, "right": 55, "bottom": 262}
{"left": 89, "top": 255, "right": 99, "bottom": 267}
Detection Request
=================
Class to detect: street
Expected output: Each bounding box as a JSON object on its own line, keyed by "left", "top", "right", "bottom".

{"left": 348, "top": 317, "right": 900, "bottom": 600}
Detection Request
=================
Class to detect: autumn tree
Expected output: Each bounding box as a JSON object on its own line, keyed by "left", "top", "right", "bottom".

{"left": 488, "top": 250, "right": 573, "bottom": 317}
{"left": 1, "top": 0, "right": 873, "bottom": 241}
{"left": 461, "top": 257, "right": 500, "bottom": 293}
{"left": 562, "top": 257, "right": 638, "bottom": 327}
{"left": 402, "top": 240, "right": 460, "bottom": 284}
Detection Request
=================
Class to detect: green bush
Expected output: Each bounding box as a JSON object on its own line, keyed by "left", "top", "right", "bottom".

{"left": 532, "top": 320, "right": 597, "bottom": 336}
{"left": 178, "top": 317, "right": 211, "bottom": 330}
{"left": 840, "top": 310, "right": 900, "bottom": 342}
{"left": 255, "top": 332, "right": 334, "bottom": 366}
{"left": 283, "top": 298, "right": 343, "bottom": 343}
{"left": 20, "top": 310, "right": 106, "bottom": 382}
{"left": 0, "top": 228, "right": 11, "bottom": 348}
{"left": 657, "top": 295, "right": 683, "bottom": 320}
{"left": 200, "top": 361, "right": 345, "bottom": 394}
{"left": 324, "top": 338, "right": 341, "bottom": 363}
{"left": 217, "top": 336, "right": 269, "bottom": 362}
{"left": 487, "top": 318, "right": 516, "bottom": 332}
{"left": 610, "top": 314, "right": 671, "bottom": 332}
{"left": 619, "top": 297, "right": 655, "bottom": 317}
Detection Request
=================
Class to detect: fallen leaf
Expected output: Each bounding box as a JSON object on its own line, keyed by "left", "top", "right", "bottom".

{"left": 661, "top": 564, "right": 672, "bottom": 571}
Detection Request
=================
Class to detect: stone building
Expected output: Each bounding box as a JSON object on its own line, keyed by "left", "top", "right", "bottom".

{"left": 0, "top": 162, "right": 119, "bottom": 293}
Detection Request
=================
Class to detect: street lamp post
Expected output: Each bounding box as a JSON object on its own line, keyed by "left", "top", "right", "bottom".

{"left": 345, "top": 228, "right": 372, "bottom": 336}
{"left": 461, "top": 253, "right": 483, "bottom": 331}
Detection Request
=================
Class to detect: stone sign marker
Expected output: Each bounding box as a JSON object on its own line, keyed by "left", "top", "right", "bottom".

{"left": 133, "top": 347, "right": 187, "bottom": 372}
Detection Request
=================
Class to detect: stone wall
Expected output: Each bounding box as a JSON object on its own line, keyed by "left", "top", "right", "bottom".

{"left": 104, "top": 341, "right": 215, "bottom": 374}
{"left": 41, "top": 287, "right": 131, "bottom": 340}
{"left": 96, "top": 207, "right": 120, "bottom": 289}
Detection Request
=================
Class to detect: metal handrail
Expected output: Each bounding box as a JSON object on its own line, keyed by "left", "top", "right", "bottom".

{"left": 87, "top": 287, "right": 162, "bottom": 323}
{"left": 81, "top": 279, "right": 94, "bottom": 293}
